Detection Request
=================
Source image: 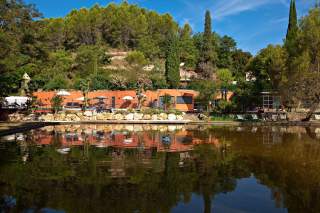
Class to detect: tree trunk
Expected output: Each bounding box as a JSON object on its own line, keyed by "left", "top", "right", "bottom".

{"left": 302, "top": 102, "right": 319, "bottom": 121}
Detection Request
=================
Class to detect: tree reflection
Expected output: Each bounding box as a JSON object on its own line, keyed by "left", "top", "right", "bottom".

{"left": 0, "top": 126, "right": 320, "bottom": 212}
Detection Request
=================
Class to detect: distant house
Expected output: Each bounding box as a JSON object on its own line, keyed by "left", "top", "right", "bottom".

{"left": 261, "top": 91, "right": 281, "bottom": 110}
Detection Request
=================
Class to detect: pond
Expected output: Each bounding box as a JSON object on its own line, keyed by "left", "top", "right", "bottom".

{"left": 0, "top": 124, "right": 320, "bottom": 213}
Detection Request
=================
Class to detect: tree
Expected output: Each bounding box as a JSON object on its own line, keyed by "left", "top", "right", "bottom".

{"left": 165, "top": 35, "right": 180, "bottom": 88}
{"left": 282, "top": 8, "right": 320, "bottom": 119}
{"left": 217, "top": 36, "right": 237, "bottom": 69}
{"left": 198, "top": 10, "right": 217, "bottom": 78}
{"left": 50, "top": 95, "right": 63, "bottom": 114}
{"left": 232, "top": 50, "right": 252, "bottom": 80}
{"left": 285, "top": 0, "right": 299, "bottom": 74}
{"left": 179, "top": 23, "right": 198, "bottom": 69}
{"left": 162, "top": 94, "right": 173, "bottom": 111}
{"left": 217, "top": 68, "right": 234, "bottom": 101}
{"left": 189, "top": 80, "right": 216, "bottom": 112}
{"left": 259, "top": 45, "right": 287, "bottom": 90}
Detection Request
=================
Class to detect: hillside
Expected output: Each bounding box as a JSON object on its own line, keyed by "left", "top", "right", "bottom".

{"left": 0, "top": 0, "right": 251, "bottom": 96}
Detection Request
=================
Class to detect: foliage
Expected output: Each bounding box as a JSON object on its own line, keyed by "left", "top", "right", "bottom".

{"left": 126, "top": 51, "right": 148, "bottom": 66}
{"left": 285, "top": 0, "right": 299, "bottom": 66}
{"left": 50, "top": 95, "right": 63, "bottom": 113}
{"left": 198, "top": 11, "right": 217, "bottom": 78}
{"left": 165, "top": 35, "right": 180, "bottom": 88}
{"left": 189, "top": 80, "right": 216, "bottom": 111}
{"left": 217, "top": 36, "right": 237, "bottom": 69}
{"left": 0, "top": 0, "right": 254, "bottom": 96}
{"left": 216, "top": 68, "right": 234, "bottom": 90}
{"left": 162, "top": 94, "right": 173, "bottom": 111}
{"left": 282, "top": 7, "right": 320, "bottom": 117}
{"left": 179, "top": 23, "right": 198, "bottom": 69}
{"left": 216, "top": 100, "right": 235, "bottom": 113}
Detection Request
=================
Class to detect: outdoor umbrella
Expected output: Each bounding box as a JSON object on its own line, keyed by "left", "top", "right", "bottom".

{"left": 76, "top": 97, "right": 85, "bottom": 101}
{"left": 95, "top": 96, "right": 107, "bottom": 99}
{"left": 122, "top": 96, "right": 134, "bottom": 101}
{"left": 57, "top": 90, "right": 70, "bottom": 96}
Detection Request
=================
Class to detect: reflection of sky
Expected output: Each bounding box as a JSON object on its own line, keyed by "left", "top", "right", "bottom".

{"left": 172, "top": 177, "right": 287, "bottom": 213}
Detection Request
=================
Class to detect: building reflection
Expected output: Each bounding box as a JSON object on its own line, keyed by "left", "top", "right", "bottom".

{"left": 30, "top": 125, "right": 220, "bottom": 153}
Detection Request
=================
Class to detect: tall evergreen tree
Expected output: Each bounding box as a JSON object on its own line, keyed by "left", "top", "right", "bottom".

{"left": 202, "top": 10, "right": 214, "bottom": 64}
{"left": 165, "top": 35, "right": 180, "bottom": 88}
{"left": 198, "top": 10, "right": 217, "bottom": 78}
{"left": 285, "top": 0, "right": 299, "bottom": 74}
{"left": 286, "top": 0, "right": 298, "bottom": 39}
{"left": 179, "top": 23, "right": 198, "bottom": 69}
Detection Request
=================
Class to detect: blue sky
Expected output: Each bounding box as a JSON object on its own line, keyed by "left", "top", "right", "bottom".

{"left": 24, "top": 0, "right": 315, "bottom": 54}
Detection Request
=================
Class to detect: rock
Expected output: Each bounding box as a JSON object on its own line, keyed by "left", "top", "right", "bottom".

{"left": 125, "top": 113, "right": 134, "bottom": 120}
{"left": 41, "top": 114, "right": 54, "bottom": 121}
{"left": 24, "top": 114, "right": 36, "bottom": 121}
{"left": 134, "top": 125, "right": 143, "bottom": 132}
{"left": 103, "top": 113, "right": 113, "bottom": 120}
{"left": 143, "top": 125, "right": 151, "bottom": 131}
{"left": 168, "top": 125, "right": 177, "bottom": 132}
{"left": 151, "top": 114, "right": 158, "bottom": 120}
{"left": 114, "top": 114, "right": 124, "bottom": 120}
{"left": 97, "top": 114, "right": 105, "bottom": 120}
{"left": 72, "top": 115, "right": 81, "bottom": 121}
{"left": 176, "top": 115, "right": 184, "bottom": 121}
{"left": 143, "top": 114, "right": 151, "bottom": 120}
{"left": 168, "top": 114, "right": 176, "bottom": 121}
{"left": 159, "top": 125, "right": 168, "bottom": 132}
{"left": 124, "top": 125, "right": 134, "bottom": 131}
{"left": 159, "top": 113, "right": 168, "bottom": 120}
{"left": 134, "top": 113, "right": 143, "bottom": 120}
{"left": 198, "top": 113, "right": 208, "bottom": 121}
{"left": 84, "top": 111, "right": 93, "bottom": 117}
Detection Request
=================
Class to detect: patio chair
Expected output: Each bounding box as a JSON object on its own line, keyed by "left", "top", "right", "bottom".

{"left": 279, "top": 113, "right": 287, "bottom": 121}
{"left": 249, "top": 114, "right": 259, "bottom": 121}
{"left": 271, "top": 114, "right": 279, "bottom": 121}
{"left": 235, "top": 114, "right": 246, "bottom": 121}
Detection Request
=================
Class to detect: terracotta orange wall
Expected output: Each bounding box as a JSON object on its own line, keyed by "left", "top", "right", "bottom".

{"left": 33, "top": 89, "right": 199, "bottom": 111}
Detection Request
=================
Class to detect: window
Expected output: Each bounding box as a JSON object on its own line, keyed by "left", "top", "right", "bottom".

{"left": 263, "top": 95, "right": 273, "bottom": 109}
{"left": 176, "top": 96, "right": 193, "bottom": 104}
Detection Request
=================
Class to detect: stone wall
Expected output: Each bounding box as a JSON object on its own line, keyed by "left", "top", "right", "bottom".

{"left": 8, "top": 111, "right": 188, "bottom": 122}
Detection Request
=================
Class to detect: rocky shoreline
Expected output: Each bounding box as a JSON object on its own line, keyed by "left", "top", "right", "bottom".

{"left": 8, "top": 111, "right": 189, "bottom": 122}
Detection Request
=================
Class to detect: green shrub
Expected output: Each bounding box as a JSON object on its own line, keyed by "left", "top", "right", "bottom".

{"left": 50, "top": 95, "right": 63, "bottom": 114}
{"left": 126, "top": 51, "right": 148, "bottom": 66}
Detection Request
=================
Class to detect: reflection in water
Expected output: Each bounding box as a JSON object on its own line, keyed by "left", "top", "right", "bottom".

{"left": 0, "top": 125, "right": 320, "bottom": 213}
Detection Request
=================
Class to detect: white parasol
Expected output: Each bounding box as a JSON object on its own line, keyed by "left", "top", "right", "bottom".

{"left": 76, "top": 97, "right": 85, "bottom": 101}
{"left": 122, "top": 96, "right": 134, "bottom": 101}
{"left": 57, "top": 90, "right": 70, "bottom": 96}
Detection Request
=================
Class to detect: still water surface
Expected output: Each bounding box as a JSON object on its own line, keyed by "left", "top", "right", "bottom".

{"left": 1, "top": 124, "right": 320, "bottom": 213}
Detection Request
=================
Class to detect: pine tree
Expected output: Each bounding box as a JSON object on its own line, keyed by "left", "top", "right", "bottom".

{"left": 165, "top": 35, "right": 180, "bottom": 88}
{"left": 179, "top": 23, "right": 198, "bottom": 69}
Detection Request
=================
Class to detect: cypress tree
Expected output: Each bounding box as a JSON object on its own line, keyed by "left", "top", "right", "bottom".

{"left": 202, "top": 10, "right": 213, "bottom": 63}
{"left": 285, "top": 0, "right": 299, "bottom": 72}
{"left": 286, "top": 0, "right": 298, "bottom": 40}
{"left": 198, "top": 10, "right": 217, "bottom": 78}
{"left": 165, "top": 35, "right": 180, "bottom": 88}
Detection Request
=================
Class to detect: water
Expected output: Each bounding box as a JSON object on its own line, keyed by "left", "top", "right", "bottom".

{"left": 0, "top": 124, "right": 320, "bottom": 213}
